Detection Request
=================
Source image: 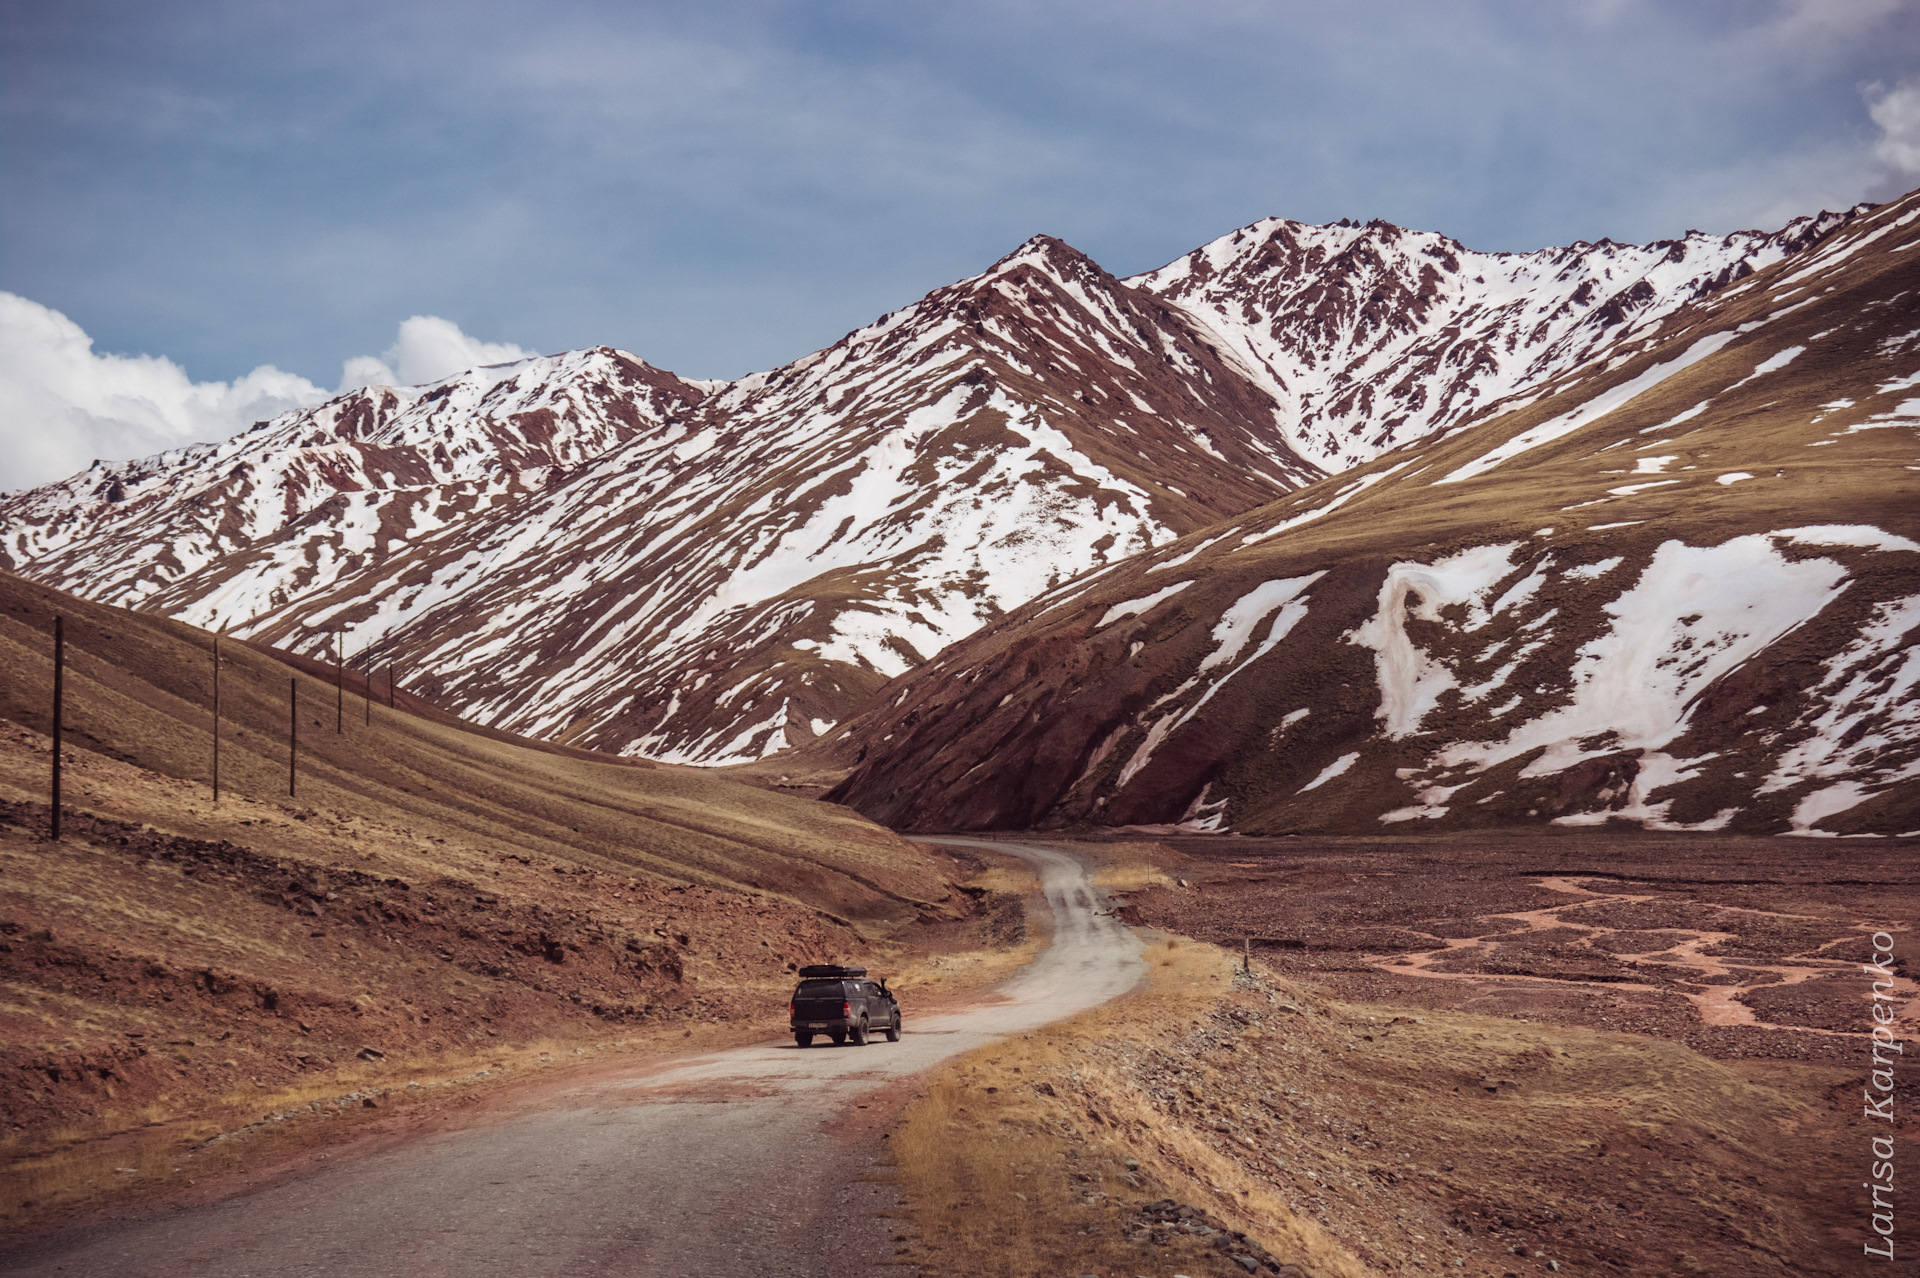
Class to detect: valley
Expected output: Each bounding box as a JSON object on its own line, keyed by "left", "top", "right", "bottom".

{"left": 7, "top": 196, "right": 1902, "bottom": 804}
{"left": 0, "top": 570, "right": 1027, "bottom": 1237}
{"left": 1, "top": 183, "right": 1915, "bottom": 1276}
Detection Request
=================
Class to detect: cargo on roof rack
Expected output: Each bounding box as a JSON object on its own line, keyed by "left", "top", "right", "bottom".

{"left": 790, "top": 966, "right": 899, "bottom": 1047}
{"left": 797, "top": 964, "right": 867, "bottom": 979}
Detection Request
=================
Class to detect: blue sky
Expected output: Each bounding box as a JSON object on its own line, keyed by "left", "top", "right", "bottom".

{"left": 2, "top": 0, "right": 1918, "bottom": 485}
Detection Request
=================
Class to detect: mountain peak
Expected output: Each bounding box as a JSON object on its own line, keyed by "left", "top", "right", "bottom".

{"left": 6, "top": 195, "right": 1913, "bottom": 779}
{"left": 980, "top": 233, "right": 1103, "bottom": 280}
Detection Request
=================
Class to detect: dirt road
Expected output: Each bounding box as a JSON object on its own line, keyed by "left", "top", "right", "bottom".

{"left": 3, "top": 839, "right": 1144, "bottom": 1277}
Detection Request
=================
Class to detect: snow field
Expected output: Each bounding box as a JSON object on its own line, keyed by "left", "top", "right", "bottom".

{"left": 1350, "top": 528, "right": 1916, "bottom": 829}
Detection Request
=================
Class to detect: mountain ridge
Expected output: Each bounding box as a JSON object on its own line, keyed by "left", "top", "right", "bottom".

{"left": 1130, "top": 205, "right": 1867, "bottom": 472}
{"left": 0, "top": 197, "right": 1895, "bottom": 772}
{"left": 816, "top": 189, "right": 1920, "bottom": 836}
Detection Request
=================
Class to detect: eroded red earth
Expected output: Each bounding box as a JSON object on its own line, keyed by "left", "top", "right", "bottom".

{"left": 1110, "top": 833, "right": 1919, "bottom": 1064}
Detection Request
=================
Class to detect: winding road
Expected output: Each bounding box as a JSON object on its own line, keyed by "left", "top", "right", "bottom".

{"left": 4, "top": 839, "right": 1145, "bottom": 1277}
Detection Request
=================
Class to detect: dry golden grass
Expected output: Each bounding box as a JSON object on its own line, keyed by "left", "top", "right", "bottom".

{"left": 888, "top": 928, "right": 1839, "bottom": 1277}
{"left": 1092, "top": 860, "right": 1179, "bottom": 895}
{"left": 887, "top": 937, "right": 1364, "bottom": 1278}
{"left": 0, "top": 736, "right": 1040, "bottom": 1239}
{"left": 0, "top": 786, "right": 1035, "bottom": 1237}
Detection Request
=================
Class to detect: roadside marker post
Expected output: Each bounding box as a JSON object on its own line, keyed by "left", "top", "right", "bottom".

{"left": 50, "top": 616, "right": 63, "bottom": 842}
{"left": 289, "top": 677, "right": 298, "bottom": 798}
{"left": 363, "top": 648, "right": 371, "bottom": 726}
{"left": 335, "top": 638, "right": 344, "bottom": 733}
{"left": 1243, "top": 937, "right": 1251, "bottom": 973}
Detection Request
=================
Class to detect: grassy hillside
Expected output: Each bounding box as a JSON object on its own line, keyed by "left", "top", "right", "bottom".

{"left": 0, "top": 568, "right": 950, "bottom": 921}
{"left": 0, "top": 568, "right": 980, "bottom": 1233}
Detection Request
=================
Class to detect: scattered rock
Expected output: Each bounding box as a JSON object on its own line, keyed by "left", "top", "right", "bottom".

{"left": 1133, "top": 1201, "right": 1288, "bottom": 1273}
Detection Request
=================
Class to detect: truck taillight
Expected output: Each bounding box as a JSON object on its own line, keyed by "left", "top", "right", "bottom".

{"left": 842, "top": 1001, "right": 851, "bottom": 1017}
{"left": 788, "top": 1002, "right": 796, "bottom": 1017}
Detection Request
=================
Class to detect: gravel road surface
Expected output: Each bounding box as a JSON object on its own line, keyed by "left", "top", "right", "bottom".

{"left": 4, "top": 838, "right": 1144, "bottom": 1277}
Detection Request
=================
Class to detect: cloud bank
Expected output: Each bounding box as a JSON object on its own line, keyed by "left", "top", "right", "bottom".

{"left": 0, "top": 294, "right": 531, "bottom": 493}
{"left": 338, "top": 315, "right": 536, "bottom": 391}
{"left": 1869, "top": 80, "right": 1920, "bottom": 194}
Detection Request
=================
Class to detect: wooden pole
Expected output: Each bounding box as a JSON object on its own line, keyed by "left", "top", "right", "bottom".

{"left": 1243, "top": 936, "right": 1251, "bottom": 973}
{"left": 363, "top": 647, "right": 371, "bottom": 726}
{"left": 50, "top": 616, "right": 63, "bottom": 842}
{"left": 388, "top": 660, "right": 395, "bottom": 709}
{"left": 335, "top": 637, "right": 343, "bottom": 733}
{"left": 288, "top": 677, "right": 297, "bottom": 798}
{"left": 212, "top": 630, "right": 221, "bottom": 805}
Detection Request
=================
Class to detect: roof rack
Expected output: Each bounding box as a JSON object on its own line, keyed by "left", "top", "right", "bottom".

{"left": 797, "top": 964, "right": 868, "bottom": 979}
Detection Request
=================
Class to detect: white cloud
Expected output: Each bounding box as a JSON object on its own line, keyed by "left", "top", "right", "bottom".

{"left": 0, "top": 295, "right": 537, "bottom": 494}
{"left": 1636, "top": 75, "right": 1920, "bottom": 238}
{"left": 0, "top": 291, "right": 329, "bottom": 494}
{"left": 337, "top": 314, "right": 537, "bottom": 390}
{"left": 1869, "top": 80, "right": 1920, "bottom": 184}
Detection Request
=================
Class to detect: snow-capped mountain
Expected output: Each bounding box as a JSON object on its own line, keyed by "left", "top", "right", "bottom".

{"left": 822, "top": 189, "right": 1920, "bottom": 836}
{"left": 0, "top": 199, "right": 1895, "bottom": 772}
{"left": 3, "top": 238, "right": 1324, "bottom": 762}
{"left": 1132, "top": 208, "right": 1861, "bottom": 473}
{"left": 228, "top": 238, "right": 1335, "bottom": 763}
{"left": 0, "top": 346, "right": 711, "bottom": 620}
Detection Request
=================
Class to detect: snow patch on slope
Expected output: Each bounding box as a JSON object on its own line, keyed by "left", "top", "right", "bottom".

{"left": 1366, "top": 533, "right": 1904, "bottom": 828}
{"left": 1437, "top": 333, "right": 1737, "bottom": 485}
{"left": 1346, "top": 543, "right": 1523, "bottom": 737}
{"left": 1762, "top": 592, "right": 1920, "bottom": 833}
{"left": 1115, "top": 572, "right": 1324, "bottom": 790}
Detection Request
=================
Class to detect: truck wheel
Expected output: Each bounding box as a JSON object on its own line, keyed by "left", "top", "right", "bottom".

{"left": 828, "top": 1030, "right": 846, "bottom": 1046}
{"left": 884, "top": 1016, "right": 901, "bottom": 1043}
{"left": 849, "top": 1018, "right": 869, "bottom": 1046}
{"left": 794, "top": 1031, "right": 813, "bottom": 1048}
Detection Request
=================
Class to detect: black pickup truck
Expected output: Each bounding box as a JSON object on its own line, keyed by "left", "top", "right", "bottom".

{"left": 789, "top": 964, "right": 901, "bottom": 1047}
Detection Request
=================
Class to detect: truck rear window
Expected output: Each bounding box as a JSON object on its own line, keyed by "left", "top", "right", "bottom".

{"left": 795, "top": 981, "right": 844, "bottom": 998}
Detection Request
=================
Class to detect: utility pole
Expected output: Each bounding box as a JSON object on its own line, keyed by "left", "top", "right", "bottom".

{"left": 212, "top": 629, "right": 221, "bottom": 805}
{"left": 289, "top": 677, "right": 298, "bottom": 798}
{"left": 50, "top": 616, "right": 64, "bottom": 842}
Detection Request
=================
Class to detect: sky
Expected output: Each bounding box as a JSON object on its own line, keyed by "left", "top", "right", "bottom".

{"left": 2, "top": 0, "right": 1919, "bottom": 491}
